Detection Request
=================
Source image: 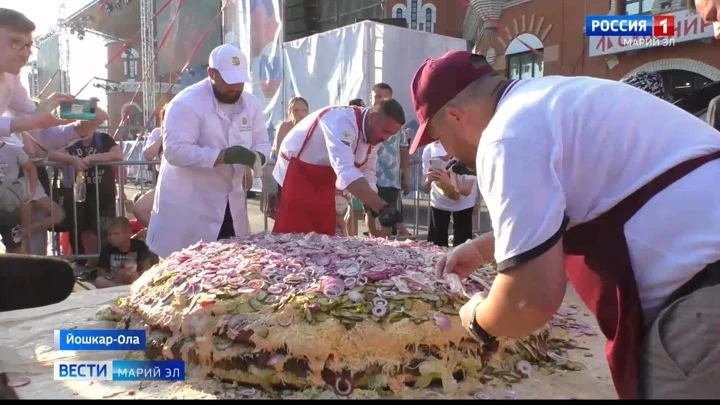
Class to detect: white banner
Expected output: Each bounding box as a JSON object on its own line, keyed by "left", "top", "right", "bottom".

{"left": 281, "top": 21, "right": 468, "bottom": 126}
{"left": 588, "top": 10, "right": 714, "bottom": 57}
{"left": 223, "top": 0, "right": 286, "bottom": 142}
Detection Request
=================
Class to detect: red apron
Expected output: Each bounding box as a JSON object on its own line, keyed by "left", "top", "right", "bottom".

{"left": 563, "top": 151, "right": 720, "bottom": 399}
{"left": 273, "top": 107, "right": 371, "bottom": 235}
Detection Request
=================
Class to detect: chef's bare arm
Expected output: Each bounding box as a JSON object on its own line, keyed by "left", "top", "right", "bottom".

{"left": 318, "top": 111, "right": 387, "bottom": 213}
{"left": 472, "top": 136, "right": 568, "bottom": 338}
{"left": 346, "top": 178, "right": 387, "bottom": 213}
{"left": 163, "top": 102, "right": 223, "bottom": 168}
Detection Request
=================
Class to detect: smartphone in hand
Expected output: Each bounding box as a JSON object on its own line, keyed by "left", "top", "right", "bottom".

{"left": 429, "top": 157, "right": 445, "bottom": 171}
{"left": 58, "top": 99, "right": 98, "bottom": 121}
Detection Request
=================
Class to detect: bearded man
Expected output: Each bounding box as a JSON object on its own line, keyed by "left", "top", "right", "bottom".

{"left": 146, "top": 44, "right": 271, "bottom": 258}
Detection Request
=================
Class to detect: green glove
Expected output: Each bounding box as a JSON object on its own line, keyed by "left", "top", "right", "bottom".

{"left": 223, "top": 146, "right": 267, "bottom": 177}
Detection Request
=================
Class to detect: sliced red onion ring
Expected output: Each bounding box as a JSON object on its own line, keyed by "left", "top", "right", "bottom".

{"left": 186, "top": 283, "right": 202, "bottom": 296}
{"left": 344, "top": 277, "right": 357, "bottom": 289}
{"left": 372, "top": 298, "right": 388, "bottom": 307}
{"left": 515, "top": 359, "right": 532, "bottom": 376}
{"left": 433, "top": 312, "right": 452, "bottom": 330}
{"left": 268, "top": 284, "right": 289, "bottom": 295}
{"left": 283, "top": 274, "right": 307, "bottom": 284}
{"left": 473, "top": 392, "right": 492, "bottom": 400}
{"left": 348, "top": 291, "right": 364, "bottom": 303}
{"left": 277, "top": 314, "right": 294, "bottom": 327}
{"left": 333, "top": 376, "right": 354, "bottom": 396}
{"left": 273, "top": 274, "right": 286, "bottom": 284}
{"left": 424, "top": 294, "right": 441, "bottom": 301}
{"left": 312, "top": 254, "right": 331, "bottom": 266}
{"left": 379, "top": 279, "right": 395, "bottom": 287}
{"left": 357, "top": 276, "right": 368, "bottom": 286}
{"left": 548, "top": 351, "right": 569, "bottom": 365}
{"left": 248, "top": 279, "right": 266, "bottom": 289}
{"left": 381, "top": 291, "right": 398, "bottom": 298}
{"left": 267, "top": 354, "right": 284, "bottom": 366}
{"left": 323, "top": 289, "right": 342, "bottom": 298}
{"left": 372, "top": 305, "right": 387, "bottom": 317}
{"left": 247, "top": 264, "right": 262, "bottom": 272}
{"left": 338, "top": 267, "right": 359, "bottom": 277}
{"left": 444, "top": 273, "right": 464, "bottom": 295}
{"left": 239, "top": 388, "right": 257, "bottom": 396}
{"left": 9, "top": 376, "right": 30, "bottom": 388}
{"left": 404, "top": 360, "right": 421, "bottom": 370}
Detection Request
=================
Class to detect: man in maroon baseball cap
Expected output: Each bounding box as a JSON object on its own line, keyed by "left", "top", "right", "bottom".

{"left": 416, "top": 50, "right": 720, "bottom": 399}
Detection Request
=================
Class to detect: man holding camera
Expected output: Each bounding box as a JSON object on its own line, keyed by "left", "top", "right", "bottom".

{"left": 1, "top": 8, "right": 104, "bottom": 149}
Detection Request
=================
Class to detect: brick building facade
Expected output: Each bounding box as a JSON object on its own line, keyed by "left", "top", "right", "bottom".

{"left": 469, "top": 0, "right": 720, "bottom": 101}
{"left": 384, "top": 0, "right": 469, "bottom": 38}
{"left": 104, "top": 41, "right": 174, "bottom": 141}
{"left": 105, "top": 42, "right": 144, "bottom": 141}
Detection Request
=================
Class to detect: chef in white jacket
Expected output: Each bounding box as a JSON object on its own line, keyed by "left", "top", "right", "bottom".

{"left": 147, "top": 44, "right": 271, "bottom": 258}
{"left": 271, "top": 100, "right": 406, "bottom": 235}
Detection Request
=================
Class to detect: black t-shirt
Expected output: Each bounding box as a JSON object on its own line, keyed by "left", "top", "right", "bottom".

{"left": 65, "top": 132, "right": 117, "bottom": 208}
{"left": 98, "top": 239, "right": 151, "bottom": 274}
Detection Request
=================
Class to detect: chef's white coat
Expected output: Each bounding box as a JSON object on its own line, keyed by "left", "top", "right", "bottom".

{"left": 147, "top": 78, "right": 271, "bottom": 258}
{"left": 0, "top": 73, "right": 78, "bottom": 149}
{"left": 272, "top": 107, "right": 378, "bottom": 192}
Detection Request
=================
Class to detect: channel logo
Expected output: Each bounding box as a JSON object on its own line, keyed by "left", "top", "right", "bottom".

{"left": 586, "top": 15, "right": 675, "bottom": 37}
{"left": 53, "top": 360, "right": 185, "bottom": 381}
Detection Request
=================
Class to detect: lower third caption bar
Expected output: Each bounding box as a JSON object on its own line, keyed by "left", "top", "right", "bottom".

{"left": 53, "top": 360, "right": 185, "bottom": 381}
{"left": 54, "top": 329, "right": 146, "bottom": 351}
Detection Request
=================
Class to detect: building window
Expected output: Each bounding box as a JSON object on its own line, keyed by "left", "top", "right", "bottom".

{"left": 625, "top": 0, "right": 655, "bottom": 15}
{"left": 410, "top": 0, "right": 417, "bottom": 30}
{"left": 396, "top": 8, "right": 403, "bottom": 19}
{"left": 659, "top": 70, "right": 712, "bottom": 101}
{"left": 122, "top": 104, "right": 144, "bottom": 140}
{"left": 425, "top": 8, "right": 433, "bottom": 32}
{"left": 507, "top": 51, "right": 544, "bottom": 80}
{"left": 123, "top": 48, "right": 139, "bottom": 81}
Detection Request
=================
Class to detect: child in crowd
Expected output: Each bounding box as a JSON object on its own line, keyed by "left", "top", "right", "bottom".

{"left": 93, "top": 216, "right": 152, "bottom": 289}
{"left": 9, "top": 132, "right": 70, "bottom": 236}
{"left": 0, "top": 140, "right": 38, "bottom": 253}
{"left": 129, "top": 191, "right": 147, "bottom": 239}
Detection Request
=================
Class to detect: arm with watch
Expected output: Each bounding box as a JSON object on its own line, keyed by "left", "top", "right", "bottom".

{"left": 438, "top": 231, "right": 565, "bottom": 342}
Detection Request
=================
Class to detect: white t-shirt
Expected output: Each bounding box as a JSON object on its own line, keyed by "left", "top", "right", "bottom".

{"left": 422, "top": 142, "right": 477, "bottom": 212}
{"left": 143, "top": 128, "right": 162, "bottom": 153}
{"left": 273, "top": 107, "right": 377, "bottom": 192}
{"left": 477, "top": 75, "right": 720, "bottom": 320}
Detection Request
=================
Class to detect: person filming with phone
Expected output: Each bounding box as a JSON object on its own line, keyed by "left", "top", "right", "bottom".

{"left": 1, "top": 8, "right": 106, "bottom": 149}
{"left": 422, "top": 140, "right": 477, "bottom": 247}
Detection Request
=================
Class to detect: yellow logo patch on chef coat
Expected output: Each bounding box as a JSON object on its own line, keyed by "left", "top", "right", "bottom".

{"left": 341, "top": 131, "right": 352, "bottom": 146}
{"left": 241, "top": 117, "right": 248, "bottom": 125}
{"left": 231, "top": 56, "right": 241, "bottom": 66}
